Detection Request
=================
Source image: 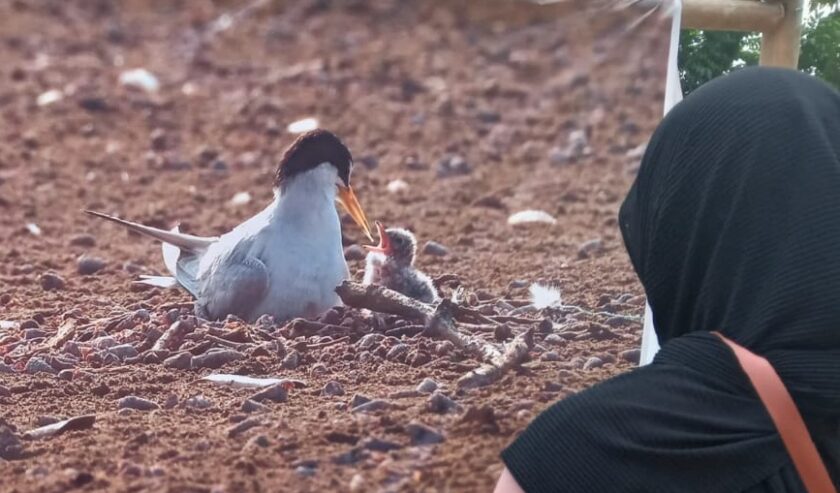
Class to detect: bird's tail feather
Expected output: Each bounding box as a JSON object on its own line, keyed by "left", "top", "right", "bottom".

{"left": 84, "top": 210, "right": 217, "bottom": 252}
{"left": 135, "top": 275, "right": 179, "bottom": 289}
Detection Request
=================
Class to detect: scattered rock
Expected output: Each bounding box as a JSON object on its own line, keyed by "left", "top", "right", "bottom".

{"left": 416, "top": 378, "right": 438, "bottom": 394}
{"left": 191, "top": 349, "right": 244, "bottom": 369}
{"left": 0, "top": 385, "right": 10, "bottom": 397}
{"left": 583, "top": 357, "right": 605, "bottom": 370}
{"left": 118, "top": 396, "right": 159, "bottom": 411}
{"left": 109, "top": 344, "right": 138, "bottom": 361}
{"left": 281, "top": 350, "right": 300, "bottom": 370}
{"left": 351, "top": 399, "right": 389, "bottom": 413}
{"left": 295, "top": 466, "right": 317, "bottom": 477}
{"left": 406, "top": 422, "right": 445, "bottom": 445}
{"left": 436, "top": 155, "right": 472, "bottom": 178}
{"left": 541, "top": 351, "right": 561, "bottom": 361}
{"left": 227, "top": 418, "right": 261, "bottom": 438}
{"left": 349, "top": 394, "right": 371, "bottom": 409}
{"left": 349, "top": 473, "right": 367, "bottom": 492}
{"left": 619, "top": 348, "right": 641, "bottom": 364}
{"left": 360, "top": 437, "right": 403, "bottom": 452}
{"left": 25, "top": 357, "right": 56, "bottom": 375}
{"left": 163, "top": 394, "right": 179, "bottom": 409}
{"left": 358, "top": 334, "right": 381, "bottom": 350}
{"left": 24, "top": 328, "right": 46, "bottom": 340}
{"left": 20, "top": 319, "right": 39, "bottom": 330}
{"left": 386, "top": 343, "right": 409, "bottom": 361}
{"left": 543, "top": 334, "right": 565, "bottom": 345}
{"left": 37, "top": 89, "right": 63, "bottom": 106}
{"left": 427, "top": 392, "right": 458, "bottom": 414}
{"left": 92, "top": 336, "right": 118, "bottom": 350}
{"left": 577, "top": 239, "right": 605, "bottom": 259}
{"left": 322, "top": 381, "right": 345, "bottom": 397}
{"left": 0, "top": 363, "right": 14, "bottom": 374}
{"left": 241, "top": 399, "right": 269, "bottom": 413}
{"left": 494, "top": 323, "right": 513, "bottom": 341}
{"left": 150, "top": 128, "right": 167, "bottom": 151}
{"left": 0, "top": 427, "right": 24, "bottom": 460}
{"left": 184, "top": 395, "right": 213, "bottom": 410}
{"left": 422, "top": 241, "right": 449, "bottom": 257}
{"left": 58, "top": 369, "right": 74, "bottom": 381}
{"left": 163, "top": 352, "right": 193, "bottom": 370}
{"left": 40, "top": 273, "right": 66, "bottom": 291}
{"left": 246, "top": 434, "right": 270, "bottom": 448}
{"left": 250, "top": 384, "right": 288, "bottom": 403}
{"left": 343, "top": 245, "right": 366, "bottom": 261}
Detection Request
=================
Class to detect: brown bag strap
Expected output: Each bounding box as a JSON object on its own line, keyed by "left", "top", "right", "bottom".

{"left": 711, "top": 331, "right": 837, "bottom": 493}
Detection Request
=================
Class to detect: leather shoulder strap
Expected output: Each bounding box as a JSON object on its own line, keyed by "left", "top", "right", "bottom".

{"left": 712, "top": 331, "right": 837, "bottom": 493}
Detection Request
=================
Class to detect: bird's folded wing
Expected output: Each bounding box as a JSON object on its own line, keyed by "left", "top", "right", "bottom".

{"left": 196, "top": 255, "right": 269, "bottom": 321}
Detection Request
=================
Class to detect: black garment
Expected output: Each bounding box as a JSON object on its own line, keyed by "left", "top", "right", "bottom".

{"left": 501, "top": 66, "right": 840, "bottom": 492}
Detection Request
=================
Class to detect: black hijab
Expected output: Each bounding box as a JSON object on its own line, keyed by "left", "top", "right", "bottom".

{"left": 501, "top": 67, "right": 840, "bottom": 492}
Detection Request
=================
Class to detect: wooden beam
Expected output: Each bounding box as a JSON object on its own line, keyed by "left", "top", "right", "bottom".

{"left": 682, "top": 0, "right": 785, "bottom": 32}
{"left": 759, "top": 0, "right": 803, "bottom": 68}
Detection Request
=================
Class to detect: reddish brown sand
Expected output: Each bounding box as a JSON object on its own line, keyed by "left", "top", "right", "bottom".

{"left": 0, "top": 1, "right": 669, "bottom": 491}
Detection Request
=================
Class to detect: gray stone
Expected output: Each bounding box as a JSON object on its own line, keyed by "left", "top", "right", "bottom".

{"left": 583, "top": 356, "right": 605, "bottom": 370}
{"left": 250, "top": 384, "right": 288, "bottom": 403}
{"left": 322, "top": 381, "right": 345, "bottom": 397}
{"left": 422, "top": 241, "right": 449, "bottom": 257}
{"left": 117, "top": 396, "right": 160, "bottom": 411}
{"left": 406, "top": 422, "right": 445, "bottom": 445}
{"left": 25, "top": 357, "right": 56, "bottom": 375}
{"left": 416, "top": 378, "right": 438, "bottom": 394}
{"left": 77, "top": 256, "right": 107, "bottom": 275}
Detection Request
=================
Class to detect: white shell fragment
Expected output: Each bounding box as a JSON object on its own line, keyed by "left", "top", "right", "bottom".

{"left": 287, "top": 118, "right": 319, "bottom": 134}
{"left": 36, "top": 89, "right": 64, "bottom": 107}
{"left": 386, "top": 179, "right": 408, "bottom": 194}
{"left": 119, "top": 68, "right": 160, "bottom": 93}
{"left": 507, "top": 210, "right": 557, "bottom": 226}
{"left": 202, "top": 374, "right": 284, "bottom": 388}
{"left": 26, "top": 223, "right": 42, "bottom": 236}
{"left": 230, "top": 192, "right": 252, "bottom": 206}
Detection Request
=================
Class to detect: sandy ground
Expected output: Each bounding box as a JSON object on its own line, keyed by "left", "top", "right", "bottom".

{"left": 0, "top": 1, "right": 669, "bottom": 491}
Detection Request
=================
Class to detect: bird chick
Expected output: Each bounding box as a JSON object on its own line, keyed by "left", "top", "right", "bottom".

{"left": 363, "top": 222, "right": 439, "bottom": 304}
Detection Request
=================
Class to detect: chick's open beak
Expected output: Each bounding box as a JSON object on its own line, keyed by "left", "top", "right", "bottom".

{"left": 364, "top": 221, "right": 390, "bottom": 254}
{"left": 337, "top": 185, "right": 373, "bottom": 241}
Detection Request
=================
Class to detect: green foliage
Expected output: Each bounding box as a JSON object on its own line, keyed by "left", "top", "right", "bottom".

{"left": 677, "top": 2, "right": 839, "bottom": 95}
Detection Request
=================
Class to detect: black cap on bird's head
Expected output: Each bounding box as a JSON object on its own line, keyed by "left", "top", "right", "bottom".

{"left": 275, "top": 129, "right": 373, "bottom": 240}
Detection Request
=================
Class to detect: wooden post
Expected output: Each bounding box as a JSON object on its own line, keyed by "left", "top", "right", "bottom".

{"left": 682, "top": 0, "right": 784, "bottom": 32}
{"left": 759, "top": 0, "right": 804, "bottom": 68}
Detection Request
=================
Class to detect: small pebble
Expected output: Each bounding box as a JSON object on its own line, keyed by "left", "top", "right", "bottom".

{"left": 24, "top": 328, "right": 47, "bottom": 340}
{"left": 508, "top": 279, "right": 529, "bottom": 290}
{"left": 163, "top": 394, "right": 179, "bottom": 409}
{"left": 93, "top": 336, "right": 118, "bottom": 350}
{"left": 349, "top": 474, "right": 366, "bottom": 492}
{"left": 0, "top": 363, "right": 15, "bottom": 374}
{"left": 281, "top": 350, "right": 300, "bottom": 370}
{"left": 69, "top": 234, "right": 96, "bottom": 247}
{"left": 577, "top": 239, "right": 605, "bottom": 259}
{"left": 360, "top": 437, "right": 403, "bottom": 452}
{"left": 63, "top": 341, "right": 81, "bottom": 358}
{"left": 77, "top": 256, "right": 107, "bottom": 275}
{"left": 422, "top": 241, "right": 449, "bottom": 257}
{"left": 427, "top": 392, "right": 458, "bottom": 414}
{"left": 184, "top": 395, "right": 213, "bottom": 410}
{"left": 40, "top": 273, "right": 66, "bottom": 291}
{"left": 436, "top": 155, "right": 472, "bottom": 178}
{"left": 163, "top": 352, "right": 193, "bottom": 370}
{"left": 246, "top": 434, "right": 270, "bottom": 448}
{"left": 250, "top": 384, "right": 288, "bottom": 403}
{"left": 583, "top": 357, "right": 605, "bottom": 370}
{"left": 351, "top": 399, "right": 389, "bottom": 413}
{"left": 241, "top": 400, "right": 269, "bottom": 413}
{"left": 349, "top": 394, "right": 371, "bottom": 408}
{"left": 110, "top": 344, "right": 139, "bottom": 360}
{"left": 322, "top": 381, "right": 345, "bottom": 397}
{"left": 0, "top": 427, "right": 24, "bottom": 460}
{"left": 358, "top": 334, "right": 381, "bottom": 350}
{"left": 416, "top": 378, "right": 438, "bottom": 394}
{"left": 25, "top": 357, "right": 56, "bottom": 375}
{"left": 191, "top": 349, "right": 244, "bottom": 369}
{"left": 541, "top": 351, "right": 561, "bottom": 362}
{"left": 20, "top": 319, "right": 39, "bottom": 330}
{"left": 118, "top": 396, "right": 160, "bottom": 411}
{"left": 619, "top": 348, "right": 641, "bottom": 364}
{"left": 227, "top": 418, "right": 261, "bottom": 438}
{"left": 406, "top": 422, "right": 445, "bottom": 445}
{"left": 0, "top": 385, "right": 10, "bottom": 397}
{"left": 344, "top": 245, "right": 366, "bottom": 261}
{"left": 58, "top": 369, "right": 74, "bottom": 381}
{"left": 543, "top": 334, "right": 565, "bottom": 345}
{"left": 386, "top": 344, "right": 409, "bottom": 361}
{"left": 295, "top": 466, "right": 316, "bottom": 478}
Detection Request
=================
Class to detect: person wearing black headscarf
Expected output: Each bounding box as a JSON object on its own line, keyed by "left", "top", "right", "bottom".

{"left": 495, "top": 66, "right": 840, "bottom": 492}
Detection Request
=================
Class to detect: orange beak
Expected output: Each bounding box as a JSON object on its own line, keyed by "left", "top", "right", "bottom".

{"left": 337, "top": 185, "right": 373, "bottom": 242}
{"left": 364, "top": 221, "right": 391, "bottom": 254}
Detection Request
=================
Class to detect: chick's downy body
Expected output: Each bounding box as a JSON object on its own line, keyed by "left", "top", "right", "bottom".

{"left": 363, "top": 223, "right": 439, "bottom": 304}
